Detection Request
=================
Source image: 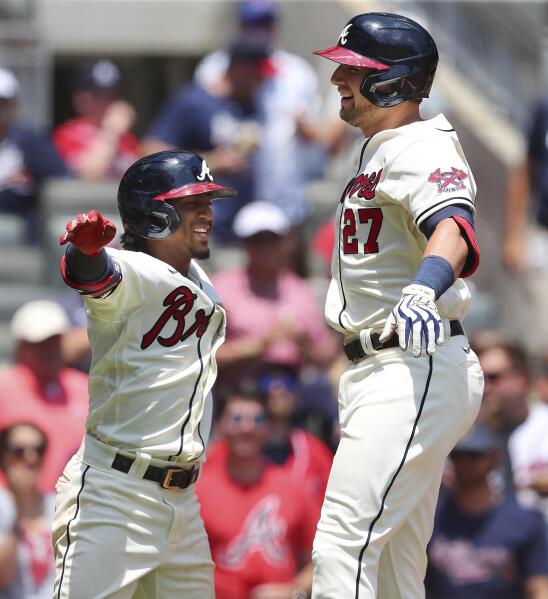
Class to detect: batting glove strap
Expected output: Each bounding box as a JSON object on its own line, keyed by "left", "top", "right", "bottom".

{"left": 380, "top": 284, "right": 444, "bottom": 357}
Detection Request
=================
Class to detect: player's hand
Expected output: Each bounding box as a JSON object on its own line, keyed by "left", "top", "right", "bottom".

{"left": 380, "top": 284, "right": 444, "bottom": 357}
{"left": 59, "top": 210, "right": 116, "bottom": 255}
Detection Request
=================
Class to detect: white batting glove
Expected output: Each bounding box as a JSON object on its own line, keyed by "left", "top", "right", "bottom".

{"left": 379, "top": 284, "right": 444, "bottom": 357}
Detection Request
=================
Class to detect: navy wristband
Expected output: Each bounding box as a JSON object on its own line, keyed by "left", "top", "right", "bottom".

{"left": 412, "top": 255, "right": 454, "bottom": 300}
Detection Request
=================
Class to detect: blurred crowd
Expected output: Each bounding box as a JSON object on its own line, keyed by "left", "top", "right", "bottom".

{"left": 0, "top": 0, "right": 548, "bottom": 598}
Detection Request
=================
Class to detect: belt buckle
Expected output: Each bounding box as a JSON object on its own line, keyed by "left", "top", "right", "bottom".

{"left": 161, "top": 467, "right": 185, "bottom": 489}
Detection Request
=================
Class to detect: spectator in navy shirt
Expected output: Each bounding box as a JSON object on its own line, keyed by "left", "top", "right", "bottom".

{"left": 0, "top": 68, "right": 68, "bottom": 242}
{"left": 425, "top": 424, "right": 548, "bottom": 599}
{"left": 143, "top": 39, "right": 275, "bottom": 243}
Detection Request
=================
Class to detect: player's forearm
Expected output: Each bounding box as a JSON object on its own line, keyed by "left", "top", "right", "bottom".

{"left": 505, "top": 160, "right": 531, "bottom": 242}
{"left": 292, "top": 561, "right": 313, "bottom": 593}
{"left": 423, "top": 218, "right": 468, "bottom": 279}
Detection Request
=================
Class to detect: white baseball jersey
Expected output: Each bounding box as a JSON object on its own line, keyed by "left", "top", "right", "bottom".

{"left": 325, "top": 113, "right": 476, "bottom": 336}
{"left": 83, "top": 247, "right": 226, "bottom": 463}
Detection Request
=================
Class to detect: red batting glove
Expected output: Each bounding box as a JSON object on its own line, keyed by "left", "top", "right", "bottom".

{"left": 59, "top": 209, "right": 116, "bottom": 255}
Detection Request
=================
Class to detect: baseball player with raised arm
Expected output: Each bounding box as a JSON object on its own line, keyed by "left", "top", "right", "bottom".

{"left": 311, "top": 13, "right": 485, "bottom": 599}
{"left": 52, "top": 150, "right": 235, "bottom": 598}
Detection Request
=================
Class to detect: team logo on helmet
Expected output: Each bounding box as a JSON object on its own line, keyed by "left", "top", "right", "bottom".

{"left": 196, "top": 159, "right": 213, "bottom": 182}
{"left": 428, "top": 167, "right": 468, "bottom": 193}
{"left": 338, "top": 24, "right": 352, "bottom": 46}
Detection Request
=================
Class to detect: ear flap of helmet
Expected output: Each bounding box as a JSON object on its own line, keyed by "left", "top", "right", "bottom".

{"left": 360, "top": 62, "right": 436, "bottom": 108}
{"left": 119, "top": 197, "right": 182, "bottom": 240}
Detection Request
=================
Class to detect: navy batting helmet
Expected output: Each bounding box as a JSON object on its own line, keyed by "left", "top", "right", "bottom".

{"left": 314, "top": 12, "right": 438, "bottom": 108}
{"left": 118, "top": 150, "right": 236, "bottom": 240}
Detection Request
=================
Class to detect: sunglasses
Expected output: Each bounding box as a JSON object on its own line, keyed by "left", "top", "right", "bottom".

{"left": 6, "top": 443, "right": 47, "bottom": 459}
{"left": 483, "top": 370, "right": 508, "bottom": 383}
{"left": 226, "top": 413, "right": 267, "bottom": 427}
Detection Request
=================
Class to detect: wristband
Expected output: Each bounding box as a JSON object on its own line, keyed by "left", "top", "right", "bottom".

{"left": 412, "top": 255, "right": 454, "bottom": 300}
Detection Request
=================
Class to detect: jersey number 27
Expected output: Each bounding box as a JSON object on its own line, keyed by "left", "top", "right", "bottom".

{"left": 342, "top": 207, "right": 383, "bottom": 255}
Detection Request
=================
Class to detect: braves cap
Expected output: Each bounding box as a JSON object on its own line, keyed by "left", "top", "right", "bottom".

{"left": 233, "top": 201, "right": 290, "bottom": 238}
{"left": 11, "top": 300, "right": 70, "bottom": 343}
{"left": 0, "top": 68, "right": 19, "bottom": 100}
{"left": 228, "top": 38, "right": 277, "bottom": 77}
{"left": 72, "top": 59, "right": 121, "bottom": 91}
{"left": 451, "top": 424, "right": 504, "bottom": 455}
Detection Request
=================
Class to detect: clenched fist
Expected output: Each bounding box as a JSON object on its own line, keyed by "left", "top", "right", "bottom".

{"left": 59, "top": 209, "right": 116, "bottom": 255}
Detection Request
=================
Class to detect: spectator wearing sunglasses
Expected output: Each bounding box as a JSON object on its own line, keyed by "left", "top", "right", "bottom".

{"left": 0, "top": 422, "right": 55, "bottom": 598}
{"left": 0, "top": 300, "right": 88, "bottom": 492}
{"left": 425, "top": 424, "right": 548, "bottom": 599}
{"left": 474, "top": 340, "right": 531, "bottom": 496}
{"left": 196, "top": 383, "right": 316, "bottom": 599}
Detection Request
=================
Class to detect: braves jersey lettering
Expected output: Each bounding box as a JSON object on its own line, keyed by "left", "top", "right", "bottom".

{"left": 429, "top": 537, "right": 516, "bottom": 584}
{"left": 326, "top": 114, "right": 476, "bottom": 335}
{"left": 219, "top": 496, "right": 288, "bottom": 568}
{"left": 141, "top": 286, "right": 211, "bottom": 349}
{"left": 340, "top": 169, "right": 382, "bottom": 202}
{"left": 83, "top": 248, "right": 226, "bottom": 460}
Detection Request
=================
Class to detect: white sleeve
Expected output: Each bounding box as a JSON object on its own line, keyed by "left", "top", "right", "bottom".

{"left": 383, "top": 136, "right": 476, "bottom": 229}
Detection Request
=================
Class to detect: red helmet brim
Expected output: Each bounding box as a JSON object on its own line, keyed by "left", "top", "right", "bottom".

{"left": 313, "top": 46, "right": 390, "bottom": 71}
{"left": 153, "top": 182, "right": 237, "bottom": 201}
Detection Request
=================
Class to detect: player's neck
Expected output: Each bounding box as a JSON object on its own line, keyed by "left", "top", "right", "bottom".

{"left": 359, "top": 103, "right": 421, "bottom": 137}
{"left": 146, "top": 242, "right": 192, "bottom": 276}
{"left": 453, "top": 481, "right": 499, "bottom": 514}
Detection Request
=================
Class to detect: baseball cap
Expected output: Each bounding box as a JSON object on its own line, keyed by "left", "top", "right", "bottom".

{"left": 238, "top": 0, "right": 277, "bottom": 26}
{"left": 0, "top": 68, "right": 19, "bottom": 100}
{"left": 233, "top": 201, "right": 290, "bottom": 238}
{"left": 72, "top": 59, "right": 120, "bottom": 91}
{"left": 451, "top": 424, "right": 504, "bottom": 455}
{"left": 228, "top": 38, "right": 277, "bottom": 78}
{"left": 11, "top": 300, "right": 70, "bottom": 343}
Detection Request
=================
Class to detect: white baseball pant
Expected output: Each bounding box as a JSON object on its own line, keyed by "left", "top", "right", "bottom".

{"left": 52, "top": 435, "right": 214, "bottom": 599}
{"left": 312, "top": 334, "right": 483, "bottom": 598}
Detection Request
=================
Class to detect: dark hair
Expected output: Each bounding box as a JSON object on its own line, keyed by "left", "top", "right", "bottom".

{"left": 0, "top": 422, "right": 48, "bottom": 466}
{"left": 120, "top": 231, "right": 147, "bottom": 252}
{"left": 217, "top": 379, "right": 267, "bottom": 418}
{"left": 476, "top": 341, "right": 530, "bottom": 375}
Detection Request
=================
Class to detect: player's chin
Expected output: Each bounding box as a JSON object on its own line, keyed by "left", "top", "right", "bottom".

{"left": 191, "top": 246, "right": 210, "bottom": 260}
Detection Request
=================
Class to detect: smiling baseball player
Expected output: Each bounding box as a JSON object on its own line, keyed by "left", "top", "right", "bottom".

{"left": 312, "top": 13, "right": 485, "bottom": 599}
{"left": 52, "top": 150, "right": 235, "bottom": 598}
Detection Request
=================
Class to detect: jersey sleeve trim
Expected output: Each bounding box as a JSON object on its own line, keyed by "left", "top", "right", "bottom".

{"left": 414, "top": 197, "right": 475, "bottom": 227}
{"left": 452, "top": 215, "right": 480, "bottom": 277}
{"left": 61, "top": 254, "right": 122, "bottom": 298}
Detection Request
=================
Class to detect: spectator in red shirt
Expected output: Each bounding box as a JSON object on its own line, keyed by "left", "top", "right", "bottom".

{"left": 53, "top": 59, "right": 140, "bottom": 180}
{"left": 0, "top": 301, "right": 88, "bottom": 491}
{"left": 197, "top": 384, "right": 316, "bottom": 599}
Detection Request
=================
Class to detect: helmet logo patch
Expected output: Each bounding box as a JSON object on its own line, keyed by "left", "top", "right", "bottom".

{"left": 428, "top": 167, "right": 468, "bottom": 193}
{"left": 339, "top": 24, "right": 352, "bottom": 46}
{"left": 197, "top": 160, "right": 213, "bottom": 182}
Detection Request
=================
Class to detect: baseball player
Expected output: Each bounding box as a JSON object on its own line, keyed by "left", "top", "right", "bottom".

{"left": 52, "top": 150, "right": 235, "bottom": 598}
{"left": 312, "top": 13, "right": 484, "bottom": 599}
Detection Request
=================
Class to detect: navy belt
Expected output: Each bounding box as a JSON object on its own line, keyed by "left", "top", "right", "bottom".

{"left": 343, "top": 320, "right": 465, "bottom": 362}
{"left": 111, "top": 453, "right": 199, "bottom": 490}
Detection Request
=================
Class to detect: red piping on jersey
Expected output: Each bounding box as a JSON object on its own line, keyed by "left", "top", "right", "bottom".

{"left": 452, "top": 215, "right": 479, "bottom": 277}
{"left": 61, "top": 255, "right": 121, "bottom": 297}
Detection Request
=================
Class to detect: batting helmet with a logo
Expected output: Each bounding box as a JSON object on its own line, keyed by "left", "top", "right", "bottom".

{"left": 117, "top": 150, "right": 236, "bottom": 240}
{"left": 314, "top": 12, "right": 438, "bottom": 108}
